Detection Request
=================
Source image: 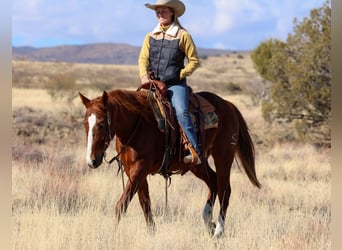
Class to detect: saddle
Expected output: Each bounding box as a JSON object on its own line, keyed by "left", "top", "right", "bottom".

{"left": 139, "top": 78, "right": 218, "bottom": 177}
{"left": 149, "top": 89, "right": 218, "bottom": 131}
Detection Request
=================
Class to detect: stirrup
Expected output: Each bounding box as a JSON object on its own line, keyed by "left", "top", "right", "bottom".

{"left": 183, "top": 154, "right": 202, "bottom": 165}
{"left": 183, "top": 146, "right": 201, "bottom": 165}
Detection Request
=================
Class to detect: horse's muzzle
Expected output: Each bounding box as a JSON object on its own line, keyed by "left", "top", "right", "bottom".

{"left": 88, "top": 153, "right": 104, "bottom": 169}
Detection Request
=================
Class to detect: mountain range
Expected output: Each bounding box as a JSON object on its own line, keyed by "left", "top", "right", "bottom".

{"left": 12, "top": 43, "right": 236, "bottom": 65}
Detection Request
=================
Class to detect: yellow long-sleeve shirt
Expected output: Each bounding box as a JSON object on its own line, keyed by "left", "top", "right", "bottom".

{"left": 138, "top": 23, "right": 200, "bottom": 81}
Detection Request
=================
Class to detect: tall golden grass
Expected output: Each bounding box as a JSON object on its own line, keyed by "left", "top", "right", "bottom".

{"left": 12, "top": 140, "right": 330, "bottom": 249}
{"left": 12, "top": 56, "right": 330, "bottom": 249}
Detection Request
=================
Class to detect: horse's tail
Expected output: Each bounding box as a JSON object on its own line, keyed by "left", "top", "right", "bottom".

{"left": 234, "top": 105, "right": 261, "bottom": 188}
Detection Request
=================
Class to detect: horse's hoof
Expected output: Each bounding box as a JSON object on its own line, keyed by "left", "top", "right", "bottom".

{"left": 206, "top": 222, "right": 216, "bottom": 236}
{"left": 212, "top": 229, "right": 225, "bottom": 239}
{"left": 147, "top": 222, "right": 156, "bottom": 235}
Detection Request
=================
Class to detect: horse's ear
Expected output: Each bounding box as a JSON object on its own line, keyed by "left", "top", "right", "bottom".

{"left": 102, "top": 91, "right": 109, "bottom": 106}
{"left": 79, "top": 92, "right": 91, "bottom": 108}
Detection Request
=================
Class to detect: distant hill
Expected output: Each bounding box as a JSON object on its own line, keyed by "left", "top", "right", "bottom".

{"left": 12, "top": 43, "right": 236, "bottom": 65}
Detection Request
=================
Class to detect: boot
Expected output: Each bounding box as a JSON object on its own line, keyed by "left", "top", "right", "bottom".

{"left": 183, "top": 145, "right": 202, "bottom": 165}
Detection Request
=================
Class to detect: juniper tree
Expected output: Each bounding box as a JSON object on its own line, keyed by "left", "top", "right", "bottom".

{"left": 251, "top": 0, "right": 331, "bottom": 144}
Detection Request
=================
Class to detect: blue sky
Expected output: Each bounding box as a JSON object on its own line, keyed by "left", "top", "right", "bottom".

{"left": 12, "top": 0, "right": 325, "bottom": 50}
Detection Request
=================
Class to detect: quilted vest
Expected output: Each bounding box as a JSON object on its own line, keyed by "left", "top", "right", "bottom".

{"left": 149, "top": 33, "right": 186, "bottom": 86}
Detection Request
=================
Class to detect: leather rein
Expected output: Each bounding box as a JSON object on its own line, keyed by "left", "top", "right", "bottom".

{"left": 103, "top": 108, "right": 142, "bottom": 190}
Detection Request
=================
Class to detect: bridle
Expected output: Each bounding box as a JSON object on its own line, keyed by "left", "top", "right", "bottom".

{"left": 101, "top": 107, "right": 142, "bottom": 190}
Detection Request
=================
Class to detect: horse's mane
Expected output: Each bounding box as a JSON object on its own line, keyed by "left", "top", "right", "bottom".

{"left": 107, "top": 89, "right": 152, "bottom": 119}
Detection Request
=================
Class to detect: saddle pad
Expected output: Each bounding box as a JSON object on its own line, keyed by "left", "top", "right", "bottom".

{"left": 189, "top": 93, "right": 218, "bottom": 130}
{"left": 189, "top": 93, "right": 216, "bottom": 113}
{"left": 149, "top": 91, "right": 218, "bottom": 132}
{"left": 191, "top": 111, "right": 218, "bottom": 131}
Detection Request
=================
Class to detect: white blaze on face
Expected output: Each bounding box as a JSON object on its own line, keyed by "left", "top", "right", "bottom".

{"left": 86, "top": 113, "right": 96, "bottom": 166}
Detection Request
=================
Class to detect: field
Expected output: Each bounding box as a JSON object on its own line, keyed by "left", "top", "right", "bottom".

{"left": 12, "top": 53, "right": 330, "bottom": 249}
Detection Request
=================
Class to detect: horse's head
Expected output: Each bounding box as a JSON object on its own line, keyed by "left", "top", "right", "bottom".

{"left": 79, "top": 91, "right": 113, "bottom": 169}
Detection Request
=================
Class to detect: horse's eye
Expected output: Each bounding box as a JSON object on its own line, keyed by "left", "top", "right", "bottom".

{"left": 98, "top": 122, "right": 104, "bottom": 129}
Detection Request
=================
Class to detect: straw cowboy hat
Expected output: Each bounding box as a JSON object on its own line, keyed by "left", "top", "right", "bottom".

{"left": 145, "top": 0, "right": 186, "bottom": 17}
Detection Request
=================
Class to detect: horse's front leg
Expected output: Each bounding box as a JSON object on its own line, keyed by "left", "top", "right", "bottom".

{"left": 114, "top": 168, "right": 144, "bottom": 224}
{"left": 114, "top": 163, "right": 152, "bottom": 228}
{"left": 114, "top": 179, "right": 135, "bottom": 224}
{"left": 137, "top": 178, "right": 155, "bottom": 232}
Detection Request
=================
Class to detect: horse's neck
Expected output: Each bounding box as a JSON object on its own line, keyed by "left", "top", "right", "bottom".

{"left": 111, "top": 104, "right": 139, "bottom": 144}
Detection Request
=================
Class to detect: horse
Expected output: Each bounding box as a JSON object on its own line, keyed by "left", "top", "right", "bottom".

{"left": 79, "top": 89, "right": 261, "bottom": 238}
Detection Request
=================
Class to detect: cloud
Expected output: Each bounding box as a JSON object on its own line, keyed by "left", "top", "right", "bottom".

{"left": 212, "top": 42, "right": 228, "bottom": 50}
{"left": 13, "top": 0, "right": 153, "bottom": 46}
{"left": 211, "top": 0, "right": 265, "bottom": 33}
{"left": 12, "top": 0, "right": 327, "bottom": 50}
{"left": 212, "top": 0, "right": 234, "bottom": 33}
{"left": 213, "top": 11, "right": 234, "bottom": 34}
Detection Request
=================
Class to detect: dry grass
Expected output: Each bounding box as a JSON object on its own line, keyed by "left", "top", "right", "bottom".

{"left": 12, "top": 88, "right": 59, "bottom": 110}
{"left": 12, "top": 52, "right": 264, "bottom": 98}
{"left": 12, "top": 142, "right": 330, "bottom": 249}
{"left": 12, "top": 60, "right": 140, "bottom": 89}
{"left": 12, "top": 57, "right": 330, "bottom": 249}
{"left": 189, "top": 53, "right": 265, "bottom": 99}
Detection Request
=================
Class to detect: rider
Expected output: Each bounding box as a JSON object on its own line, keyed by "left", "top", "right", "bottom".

{"left": 139, "top": 0, "right": 201, "bottom": 165}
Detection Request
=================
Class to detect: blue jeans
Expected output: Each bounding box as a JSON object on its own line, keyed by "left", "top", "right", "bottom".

{"left": 167, "top": 83, "right": 200, "bottom": 156}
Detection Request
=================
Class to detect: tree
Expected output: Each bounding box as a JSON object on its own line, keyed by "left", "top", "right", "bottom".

{"left": 251, "top": 0, "right": 331, "bottom": 145}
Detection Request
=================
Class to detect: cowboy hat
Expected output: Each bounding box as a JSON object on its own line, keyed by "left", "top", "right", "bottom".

{"left": 145, "top": 0, "right": 186, "bottom": 17}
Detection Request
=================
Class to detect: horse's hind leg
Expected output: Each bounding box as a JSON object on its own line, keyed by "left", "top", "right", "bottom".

{"left": 211, "top": 147, "right": 235, "bottom": 238}
{"left": 190, "top": 159, "right": 217, "bottom": 235}
{"left": 137, "top": 178, "right": 155, "bottom": 232}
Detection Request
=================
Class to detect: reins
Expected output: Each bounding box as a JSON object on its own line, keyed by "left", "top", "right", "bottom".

{"left": 104, "top": 112, "right": 142, "bottom": 191}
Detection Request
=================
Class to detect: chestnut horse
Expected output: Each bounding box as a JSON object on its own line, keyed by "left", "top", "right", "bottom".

{"left": 79, "top": 89, "right": 261, "bottom": 238}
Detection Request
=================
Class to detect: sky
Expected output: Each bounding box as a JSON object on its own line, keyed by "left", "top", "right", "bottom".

{"left": 12, "top": 0, "right": 326, "bottom": 50}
